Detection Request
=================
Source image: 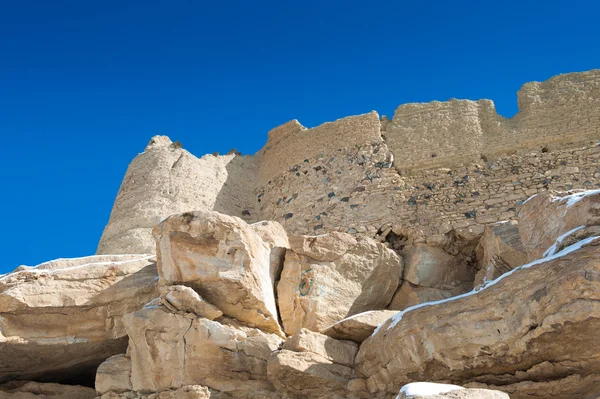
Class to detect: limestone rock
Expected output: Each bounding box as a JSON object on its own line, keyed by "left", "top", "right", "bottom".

{"left": 123, "top": 306, "right": 282, "bottom": 397}
{"left": 388, "top": 281, "right": 470, "bottom": 311}
{"left": 283, "top": 328, "right": 358, "bottom": 367}
{"left": 0, "top": 255, "right": 157, "bottom": 385}
{"left": 0, "top": 381, "right": 96, "bottom": 399}
{"left": 356, "top": 237, "right": 600, "bottom": 399}
{"left": 518, "top": 190, "right": 600, "bottom": 260}
{"left": 95, "top": 354, "right": 132, "bottom": 394}
{"left": 277, "top": 232, "right": 402, "bottom": 335}
{"left": 97, "top": 136, "right": 259, "bottom": 255}
{"left": 98, "top": 385, "right": 230, "bottom": 399}
{"left": 267, "top": 350, "right": 353, "bottom": 399}
{"left": 159, "top": 285, "right": 222, "bottom": 320}
{"left": 153, "top": 211, "right": 289, "bottom": 335}
{"left": 402, "top": 245, "right": 474, "bottom": 289}
{"left": 474, "top": 221, "right": 528, "bottom": 287}
{"left": 322, "top": 310, "right": 397, "bottom": 343}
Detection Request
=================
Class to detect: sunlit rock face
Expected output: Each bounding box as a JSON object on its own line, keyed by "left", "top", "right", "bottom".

{"left": 0, "top": 254, "right": 157, "bottom": 386}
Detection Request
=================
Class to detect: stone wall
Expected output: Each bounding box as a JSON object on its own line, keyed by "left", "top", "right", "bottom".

{"left": 97, "top": 69, "right": 600, "bottom": 254}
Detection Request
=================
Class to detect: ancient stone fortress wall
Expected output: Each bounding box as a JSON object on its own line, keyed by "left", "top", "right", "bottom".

{"left": 97, "top": 70, "right": 600, "bottom": 254}
{"left": 256, "top": 69, "right": 600, "bottom": 239}
{"left": 386, "top": 69, "right": 600, "bottom": 170}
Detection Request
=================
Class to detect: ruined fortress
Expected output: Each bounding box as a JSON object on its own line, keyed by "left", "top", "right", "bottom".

{"left": 97, "top": 69, "right": 600, "bottom": 255}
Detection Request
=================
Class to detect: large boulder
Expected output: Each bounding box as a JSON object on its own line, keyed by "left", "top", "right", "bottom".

{"left": 389, "top": 281, "right": 469, "bottom": 312}
{"left": 397, "top": 382, "right": 508, "bottom": 399}
{"left": 153, "top": 212, "right": 289, "bottom": 336}
{"left": 518, "top": 190, "right": 600, "bottom": 260}
{"left": 96, "top": 136, "right": 259, "bottom": 255}
{"left": 0, "top": 254, "right": 157, "bottom": 385}
{"left": 277, "top": 232, "right": 402, "bottom": 335}
{"left": 0, "top": 381, "right": 96, "bottom": 399}
{"left": 97, "top": 385, "right": 230, "bottom": 399}
{"left": 356, "top": 237, "right": 600, "bottom": 399}
{"left": 474, "top": 221, "right": 528, "bottom": 287}
{"left": 283, "top": 328, "right": 358, "bottom": 367}
{"left": 123, "top": 306, "right": 282, "bottom": 397}
{"left": 267, "top": 350, "right": 353, "bottom": 399}
{"left": 388, "top": 244, "right": 474, "bottom": 311}
{"left": 322, "top": 310, "right": 397, "bottom": 343}
{"left": 95, "top": 354, "right": 132, "bottom": 394}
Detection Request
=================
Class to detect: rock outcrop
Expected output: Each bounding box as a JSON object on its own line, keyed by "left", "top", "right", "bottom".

{"left": 0, "top": 381, "right": 97, "bottom": 399}
{"left": 356, "top": 237, "right": 600, "bottom": 399}
{"left": 123, "top": 306, "right": 282, "bottom": 397}
{"left": 153, "top": 211, "right": 288, "bottom": 336}
{"left": 0, "top": 254, "right": 157, "bottom": 386}
{"left": 277, "top": 232, "right": 402, "bottom": 335}
{"left": 322, "top": 310, "right": 397, "bottom": 343}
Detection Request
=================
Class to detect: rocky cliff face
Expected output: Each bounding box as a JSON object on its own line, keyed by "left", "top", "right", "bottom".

{"left": 2, "top": 69, "right": 600, "bottom": 399}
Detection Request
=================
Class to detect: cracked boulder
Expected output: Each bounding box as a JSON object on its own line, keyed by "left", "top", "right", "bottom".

{"left": 474, "top": 221, "right": 528, "bottom": 287}
{"left": 389, "top": 245, "right": 474, "bottom": 311}
{"left": 153, "top": 211, "right": 289, "bottom": 335}
{"left": 356, "top": 237, "right": 600, "bottom": 399}
{"left": 277, "top": 232, "right": 402, "bottom": 335}
{"left": 0, "top": 254, "right": 157, "bottom": 385}
{"left": 321, "top": 310, "right": 397, "bottom": 343}
{"left": 123, "top": 306, "right": 283, "bottom": 398}
{"left": 519, "top": 189, "right": 600, "bottom": 260}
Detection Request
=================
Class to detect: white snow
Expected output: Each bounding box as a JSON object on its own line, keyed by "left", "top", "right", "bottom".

{"left": 396, "top": 382, "right": 464, "bottom": 398}
{"left": 523, "top": 193, "right": 538, "bottom": 204}
{"left": 542, "top": 225, "right": 585, "bottom": 257}
{"left": 553, "top": 189, "right": 600, "bottom": 209}
{"left": 375, "top": 235, "right": 600, "bottom": 334}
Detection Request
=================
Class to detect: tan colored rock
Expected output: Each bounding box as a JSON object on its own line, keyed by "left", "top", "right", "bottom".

{"left": 356, "top": 238, "right": 600, "bottom": 399}
{"left": 474, "top": 221, "right": 528, "bottom": 287}
{"left": 389, "top": 281, "right": 470, "bottom": 311}
{"left": 97, "top": 136, "right": 259, "bottom": 255}
{"left": 98, "top": 385, "right": 230, "bottom": 399}
{"left": 321, "top": 310, "right": 397, "bottom": 343}
{"left": 153, "top": 211, "right": 289, "bottom": 335}
{"left": 95, "top": 354, "right": 132, "bottom": 394}
{"left": 518, "top": 190, "right": 600, "bottom": 260}
{"left": 267, "top": 350, "right": 353, "bottom": 399}
{"left": 0, "top": 381, "right": 96, "bottom": 399}
{"left": 159, "top": 285, "right": 222, "bottom": 320}
{"left": 0, "top": 255, "right": 157, "bottom": 384}
{"left": 283, "top": 328, "right": 358, "bottom": 367}
{"left": 277, "top": 232, "right": 402, "bottom": 335}
{"left": 124, "top": 306, "right": 282, "bottom": 397}
{"left": 402, "top": 245, "right": 474, "bottom": 289}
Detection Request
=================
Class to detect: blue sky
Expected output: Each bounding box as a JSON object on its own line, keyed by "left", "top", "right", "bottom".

{"left": 1, "top": 0, "right": 599, "bottom": 272}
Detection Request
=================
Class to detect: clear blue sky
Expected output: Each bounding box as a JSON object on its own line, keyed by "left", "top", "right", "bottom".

{"left": 1, "top": 0, "right": 599, "bottom": 272}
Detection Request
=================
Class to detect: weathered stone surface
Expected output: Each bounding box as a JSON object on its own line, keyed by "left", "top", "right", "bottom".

{"left": 322, "top": 310, "right": 397, "bottom": 343}
{"left": 402, "top": 245, "right": 474, "bottom": 289}
{"left": 356, "top": 238, "right": 600, "bottom": 399}
{"left": 283, "top": 328, "right": 357, "bottom": 367}
{"left": 159, "top": 285, "right": 222, "bottom": 320}
{"left": 474, "top": 221, "right": 528, "bottom": 287}
{"left": 95, "top": 354, "right": 132, "bottom": 394}
{"left": 0, "top": 381, "right": 96, "bottom": 398}
{"left": 98, "top": 385, "right": 230, "bottom": 399}
{"left": 267, "top": 350, "right": 353, "bottom": 399}
{"left": 153, "top": 211, "right": 289, "bottom": 335}
{"left": 97, "top": 136, "right": 259, "bottom": 255}
{"left": 519, "top": 190, "right": 600, "bottom": 260}
{"left": 0, "top": 255, "right": 157, "bottom": 385}
{"left": 277, "top": 232, "right": 402, "bottom": 335}
{"left": 389, "top": 281, "right": 470, "bottom": 312}
{"left": 124, "top": 306, "right": 282, "bottom": 397}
